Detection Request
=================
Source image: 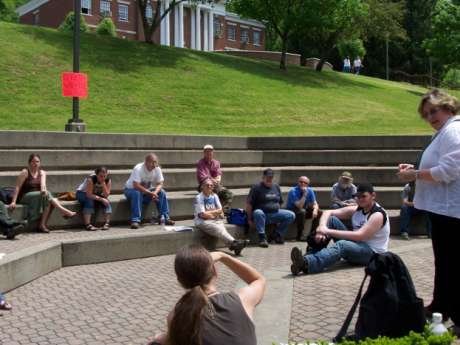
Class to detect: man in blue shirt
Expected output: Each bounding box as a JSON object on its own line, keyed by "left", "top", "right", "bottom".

{"left": 246, "top": 169, "right": 295, "bottom": 248}
{"left": 287, "top": 176, "right": 320, "bottom": 241}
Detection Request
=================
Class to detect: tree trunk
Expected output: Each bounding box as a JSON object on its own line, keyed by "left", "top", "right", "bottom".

{"left": 315, "top": 58, "right": 326, "bottom": 71}
{"left": 300, "top": 53, "right": 307, "bottom": 66}
{"left": 280, "top": 37, "right": 288, "bottom": 70}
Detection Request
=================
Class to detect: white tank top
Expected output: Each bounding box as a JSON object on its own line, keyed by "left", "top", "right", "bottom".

{"left": 351, "top": 203, "right": 390, "bottom": 253}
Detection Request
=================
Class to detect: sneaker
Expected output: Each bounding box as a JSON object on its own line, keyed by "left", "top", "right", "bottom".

{"left": 164, "top": 218, "right": 175, "bottom": 226}
{"left": 401, "top": 232, "right": 410, "bottom": 240}
{"left": 274, "top": 235, "right": 285, "bottom": 244}
{"left": 229, "top": 239, "right": 250, "bottom": 256}
{"left": 290, "top": 247, "right": 307, "bottom": 276}
{"left": 130, "top": 222, "right": 140, "bottom": 229}
{"left": 258, "top": 239, "right": 269, "bottom": 248}
{"left": 5, "top": 224, "right": 24, "bottom": 240}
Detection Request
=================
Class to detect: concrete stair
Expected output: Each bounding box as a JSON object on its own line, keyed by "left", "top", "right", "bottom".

{"left": 0, "top": 131, "right": 432, "bottom": 293}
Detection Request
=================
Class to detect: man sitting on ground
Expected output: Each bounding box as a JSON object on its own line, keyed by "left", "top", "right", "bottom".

{"left": 246, "top": 169, "right": 295, "bottom": 248}
{"left": 196, "top": 144, "right": 233, "bottom": 213}
{"left": 330, "top": 171, "right": 357, "bottom": 209}
{"left": 124, "top": 153, "right": 175, "bottom": 229}
{"left": 290, "top": 183, "right": 390, "bottom": 275}
{"left": 286, "top": 176, "right": 321, "bottom": 241}
{"left": 0, "top": 200, "right": 24, "bottom": 240}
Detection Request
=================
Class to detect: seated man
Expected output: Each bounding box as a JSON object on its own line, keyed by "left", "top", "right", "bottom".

{"left": 246, "top": 169, "right": 295, "bottom": 248}
{"left": 330, "top": 171, "right": 357, "bottom": 209}
{"left": 0, "top": 200, "right": 24, "bottom": 240}
{"left": 196, "top": 144, "right": 233, "bottom": 212}
{"left": 400, "top": 183, "right": 431, "bottom": 240}
{"left": 286, "top": 176, "right": 321, "bottom": 241}
{"left": 124, "top": 154, "right": 175, "bottom": 229}
{"left": 290, "top": 183, "right": 390, "bottom": 275}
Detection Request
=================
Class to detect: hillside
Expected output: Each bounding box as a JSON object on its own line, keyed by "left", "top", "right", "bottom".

{"left": 0, "top": 21, "right": 454, "bottom": 136}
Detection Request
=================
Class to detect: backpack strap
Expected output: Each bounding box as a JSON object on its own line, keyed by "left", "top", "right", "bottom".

{"left": 333, "top": 273, "right": 369, "bottom": 342}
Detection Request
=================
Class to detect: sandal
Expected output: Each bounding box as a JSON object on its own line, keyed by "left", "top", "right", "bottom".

{"left": 0, "top": 300, "right": 12, "bottom": 310}
{"left": 63, "top": 211, "right": 77, "bottom": 219}
{"left": 85, "top": 224, "right": 98, "bottom": 231}
{"left": 101, "top": 223, "right": 110, "bottom": 231}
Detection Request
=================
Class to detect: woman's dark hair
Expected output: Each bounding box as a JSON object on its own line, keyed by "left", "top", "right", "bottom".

{"left": 166, "top": 245, "right": 215, "bottom": 345}
{"left": 95, "top": 166, "right": 108, "bottom": 175}
{"left": 28, "top": 153, "right": 41, "bottom": 164}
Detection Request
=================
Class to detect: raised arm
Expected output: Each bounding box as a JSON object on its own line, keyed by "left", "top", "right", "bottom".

{"left": 9, "top": 169, "right": 28, "bottom": 209}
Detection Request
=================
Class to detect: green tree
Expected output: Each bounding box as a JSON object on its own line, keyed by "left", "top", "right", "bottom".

{"left": 138, "top": 0, "right": 216, "bottom": 44}
{"left": 96, "top": 17, "right": 116, "bottom": 37}
{"left": 58, "top": 11, "right": 89, "bottom": 33}
{"left": 227, "top": 0, "right": 304, "bottom": 70}
{"left": 0, "top": 0, "right": 18, "bottom": 22}
{"left": 294, "top": 0, "right": 369, "bottom": 71}
{"left": 337, "top": 39, "right": 366, "bottom": 60}
{"left": 424, "top": 0, "right": 460, "bottom": 69}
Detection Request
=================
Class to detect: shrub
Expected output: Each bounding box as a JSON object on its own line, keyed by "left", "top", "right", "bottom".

{"left": 96, "top": 17, "right": 116, "bottom": 37}
{"left": 0, "top": 0, "right": 18, "bottom": 22}
{"left": 441, "top": 68, "right": 460, "bottom": 89}
{"left": 337, "top": 39, "right": 366, "bottom": 60}
{"left": 58, "top": 11, "right": 89, "bottom": 33}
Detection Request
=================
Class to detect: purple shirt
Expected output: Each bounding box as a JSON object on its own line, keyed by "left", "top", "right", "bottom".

{"left": 196, "top": 158, "right": 222, "bottom": 184}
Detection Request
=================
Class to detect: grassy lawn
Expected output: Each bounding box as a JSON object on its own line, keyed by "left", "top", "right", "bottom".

{"left": 1, "top": 21, "right": 457, "bottom": 136}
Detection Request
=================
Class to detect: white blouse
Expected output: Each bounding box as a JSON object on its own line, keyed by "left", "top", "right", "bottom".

{"left": 414, "top": 115, "right": 460, "bottom": 219}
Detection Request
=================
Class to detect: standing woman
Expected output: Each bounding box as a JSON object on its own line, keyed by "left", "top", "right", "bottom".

{"left": 397, "top": 89, "right": 460, "bottom": 334}
{"left": 76, "top": 166, "right": 112, "bottom": 231}
{"left": 9, "top": 154, "right": 76, "bottom": 233}
{"left": 149, "top": 244, "right": 265, "bottom": 345}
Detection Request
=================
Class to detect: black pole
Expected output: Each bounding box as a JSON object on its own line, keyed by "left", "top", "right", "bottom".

{"left": 65, "top": 0, "right": 86, "bottom": 131}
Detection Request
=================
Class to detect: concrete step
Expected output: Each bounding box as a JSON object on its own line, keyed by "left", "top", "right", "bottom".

{"left": 0, "top": 149, "right": 420, "bottom": 170}
{"left": 8, "top": 186, "right": 407, "bottom": 230}
{"left": 0, "top": 166, "right": 405, "bottom": 194}
{"left": 0, "top": 131, "right": 430, "bottom": 150}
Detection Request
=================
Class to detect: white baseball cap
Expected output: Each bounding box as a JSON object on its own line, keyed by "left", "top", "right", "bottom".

{"left": 203, "top": 144, "right": 214, "bottom": 151}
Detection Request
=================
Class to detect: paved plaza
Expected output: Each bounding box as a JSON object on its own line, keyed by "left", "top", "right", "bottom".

{"left": 0, "top": 231, "right": 442, "bottom": 345}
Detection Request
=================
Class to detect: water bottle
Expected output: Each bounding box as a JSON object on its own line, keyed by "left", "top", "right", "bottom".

{"left": 430, "top": 313, "right": 448, "bottom": 335}
{"left": 160, "top": 215, "right": 165, "bottom": 226}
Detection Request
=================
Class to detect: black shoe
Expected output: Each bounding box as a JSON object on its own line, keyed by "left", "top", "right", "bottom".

{"left": 290, "top": 247, "right": 307, "bottom": 276}
{"left": 274, "top": 235, "right": 285, "bottom": 244}
{"left": 5, "top": 224, "right": 24, "bottom": 240}
{"left": 230, "top": 239, "right": 250, "bottom": 256}
{"left": 259, "top": 239, "right": 269, "bottom": 248}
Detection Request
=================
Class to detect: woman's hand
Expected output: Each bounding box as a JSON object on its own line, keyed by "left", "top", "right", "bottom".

{"left": 100, "top": 198, "right": 110, "bottom": 207}
{"left": 8, "top": 202, "right": 16, "bottom": 210}
{"left": 397, "top": 169, "right": 416, "bottom": 182}
{"left": 40, "top": 190, "right": 48, "bottom": 197}
{"left": 398, "top": 163, "right": 414, "bottom": 172}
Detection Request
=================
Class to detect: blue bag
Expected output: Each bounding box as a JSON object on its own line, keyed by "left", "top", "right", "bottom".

{"left": 226, "top": 208, "right": 248, "bottom": 226}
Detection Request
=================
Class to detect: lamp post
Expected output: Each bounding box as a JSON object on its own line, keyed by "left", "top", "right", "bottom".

{"left": 65, "top": 0, "right": 86, "bottom": 132}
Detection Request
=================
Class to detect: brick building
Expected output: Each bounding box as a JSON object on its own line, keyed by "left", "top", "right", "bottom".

{"left": 17, "top": 0, "right": 265, "bottom": 51}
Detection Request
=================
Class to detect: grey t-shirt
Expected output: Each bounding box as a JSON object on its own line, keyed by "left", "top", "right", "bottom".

{"left": 331, "top": 182, "right": 357, "bottom": 202}
{"left": 247, "top": 182, "right": 283, "bottom": 213}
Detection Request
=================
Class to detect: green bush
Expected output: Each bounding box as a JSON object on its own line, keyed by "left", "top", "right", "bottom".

{"left": 96, "top": 17, "right": 116, "bottom": 37}
{"left": 58, "top": 11, "right": 89, "bottom": 33}
{"left": 337, "top": 39, "right": 366, "bottom": 60}
{"left": 441, "top": 68, "right": 460, "bottom": 89}
{"left": 0, "top": 0, "right": 18, "bottom": 22}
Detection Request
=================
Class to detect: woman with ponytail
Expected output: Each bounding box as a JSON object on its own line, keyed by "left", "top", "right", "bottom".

{"left": 149, "top": 244, "right": 266, "bottom": 345}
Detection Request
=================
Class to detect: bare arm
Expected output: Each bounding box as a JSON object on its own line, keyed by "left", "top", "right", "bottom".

{"left": 102, "top": 179, "right": 111, "bottom": 197}
{"left": 246, "top": 203, "right": 253, "bottom": 226}
{"left": 211, "top": 252, "right": 266, "bottom": 320}
{"left": 9, "top": 169, "right": 28, "bottom": 208}
{"left": 133, "top": 181, "right": 154, "bottom": 196}
{"left": 318, "top": 206, "right": 357, "bottom": 228}
{"left": 199, "top": 208, "right": 224, "bottom": 219}
{"left": 40, "top": 170, "right": 47, "bottom": 193}
{"left": 321, "top": 212, "right": 384, "bottom": 242}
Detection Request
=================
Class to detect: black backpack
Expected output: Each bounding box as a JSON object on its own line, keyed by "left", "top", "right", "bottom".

{"left": 0, "top": 187, "right": 15, "bottom": 204}
{"left": 334, "top": 252, "right": 426, "bottom": 342}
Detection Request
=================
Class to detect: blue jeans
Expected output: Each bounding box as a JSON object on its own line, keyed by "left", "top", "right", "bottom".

{"left": 253, "top": 208, "right": 295, "bottom": 239}
{"left": 400, "top": 204, "right": 432, "bottom": 236}
{"left": 124, "top": 188, "right": 170, "bottom": 223}
{"left": 304, "top": 216, "right": 374, "bottom": 274}
{"left": 76, "top": 191, "right": 112, "bottom": 215}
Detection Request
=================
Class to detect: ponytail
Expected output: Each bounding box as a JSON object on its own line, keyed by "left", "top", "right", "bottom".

{"left": 166, "top": 286, "right": 209, "bottom": 345}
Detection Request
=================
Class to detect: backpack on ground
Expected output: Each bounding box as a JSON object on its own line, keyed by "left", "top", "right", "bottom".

{"left": 0, "top": 187, "right": 15, "bottom": 205}
{"left": 333, "top": 252, "right": 426, "bottom": 342}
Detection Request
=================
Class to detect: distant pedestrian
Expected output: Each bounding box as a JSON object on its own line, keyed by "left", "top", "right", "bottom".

{"left": 353, "top": 56, "right": 362, "bottom": 75}
{"left": 343, "top": 57, "right": 351, "bottom": 73}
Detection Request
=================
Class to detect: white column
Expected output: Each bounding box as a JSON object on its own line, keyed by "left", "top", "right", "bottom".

{"left": 160, "top": 1, "right": 165, "bottom": 45}
{"left": 208, "top": 10, "right": 214, "bottom": 51}
{"left": 178, "top": 2, "right": 184, "bottom": 48}
{"left": 203, "top": 11, "right": 209, "bottom": 51}
{"left": 190, "top": 7, "right": 196, "bottom": 49}
{"left": 164, "top": 0, "right": 170, "bottom": 46}
{"left": 174, "top": 5, "right": 179, "bottom": 47}
{"left": 195, "top": 5, "right": 201, "bottom": 50}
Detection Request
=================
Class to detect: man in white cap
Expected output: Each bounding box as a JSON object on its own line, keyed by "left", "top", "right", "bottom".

{"left": 330, "top": 171, "right": 357, "bottom": 209}
{"left": 196, "top": 144, "right": 233, "bottom": 212}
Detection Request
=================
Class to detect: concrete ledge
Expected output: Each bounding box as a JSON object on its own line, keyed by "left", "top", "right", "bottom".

{"left": 0, "top": 241, "right": 62, "bottom": 292}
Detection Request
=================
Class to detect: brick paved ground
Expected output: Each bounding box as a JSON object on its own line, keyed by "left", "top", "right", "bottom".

{"left": 0, "top": 237, "right": 444, "bottom": 345}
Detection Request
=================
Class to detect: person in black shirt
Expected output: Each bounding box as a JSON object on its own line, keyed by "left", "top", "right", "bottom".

{"left": 246, "top": 169, "right": 295, "bottom": 248}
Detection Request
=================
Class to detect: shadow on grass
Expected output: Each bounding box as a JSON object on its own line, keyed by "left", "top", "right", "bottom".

{"left": 15, "top": 24, "right": 384, "bottom": 91}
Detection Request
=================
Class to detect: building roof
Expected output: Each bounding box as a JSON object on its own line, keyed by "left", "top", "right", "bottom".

{"left": 16, "top": 0, "right": 49, "bottom": 16}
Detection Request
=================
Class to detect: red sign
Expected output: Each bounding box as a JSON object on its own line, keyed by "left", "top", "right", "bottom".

{"left": 61, "top": 72, "right": 88, "bottom": 98}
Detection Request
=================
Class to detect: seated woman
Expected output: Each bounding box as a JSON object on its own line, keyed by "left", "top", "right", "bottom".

{"left": 195, "top": 179, "right": 248, "bottom": 256}
{"left": 76, "top": 167, "right": 112, "bottom": 231}
{"left": 9, "top": 154, "right": 76, "bottom": 233}
{"left": 149, "top": 244, "right": 265, "bottom": 345}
